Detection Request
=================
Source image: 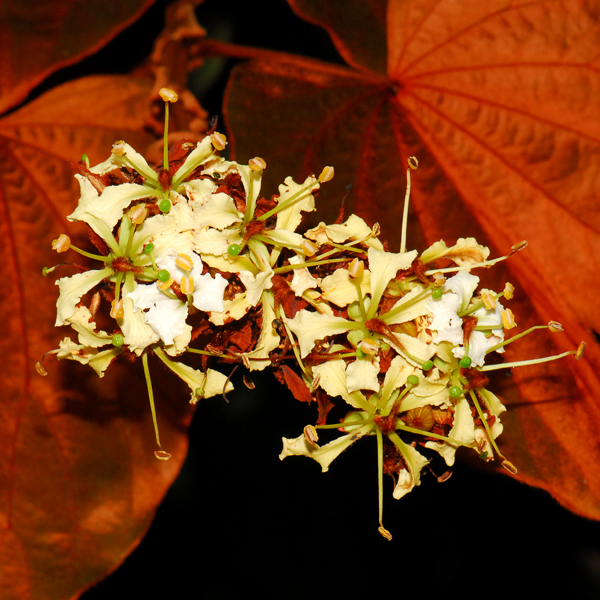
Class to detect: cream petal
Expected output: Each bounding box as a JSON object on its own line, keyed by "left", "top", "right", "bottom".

{"left": 275, "top": 175, "right": 317, "bottom": 233}
{"left": 320, "top": 268, "right": 371, "bottom": 307}
{"left": 193, "top": 272, "right": 229, "bottom": 313}
{"left": 346, "top": 356, "right": 380, "bottom": 393}
{"left": 421, "top": 238, "right": 490, "bottom": 267}
{"left": 285, "top": 310, "right": 354, "bottom": 358}
{"left": 154, "top": 347, "right": 233, "bottom": 403}
{"left": 55, "top": 267, "right": 112, "bottom": 326}
{"left": 312, "top": 360, "right": 370, "bottom": 410}
{"left": 65, "top": 306, "right": 112, "bottom": 348}
{"left": 368, "top": 247, "right": 417, "bottom": 311}
{"left": 280, "top": 424, "right": 371, "bottom": 472}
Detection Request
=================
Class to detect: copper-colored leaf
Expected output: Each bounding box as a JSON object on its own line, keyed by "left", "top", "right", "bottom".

{"left": 0, "top": 75, "right": 195, "bottom": 599}
{"left": 0, "top": 0, "right": 157, "bottom": 114}
{"left": 224, "top": 0, "right": 600, "bottom": 518}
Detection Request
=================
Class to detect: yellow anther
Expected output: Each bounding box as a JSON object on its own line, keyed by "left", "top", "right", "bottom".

{"left": 110, "top": 299, "right": 124, "bottom": 319}
{"left": 503, "top": 282, "right": 515, "bottom": 300}
{"left": 501, "top": 459, "right": 518, "bottom": 474}
{"left": 304, "top": 424, "right": 319, "bottom": 444}
{"left": 480, "top": 289, "right": 497, "bottom": 311}
{"left": 129, "top": 204, "right": 147, "bottom": 225}
{"left": 211, "top": 131, "right": 227, "bottom": 151}
{"left": 249, "top": 156, "right": 267, "bottom": 171}
{"left": 180, "top": 275, "right": 195, "bottom": 295}
{"left": 310, "top": 374, "right": 321, "bottom": 391}
{"left": 111, "top": 141, "right": 126, "bottom": 156}
{"left": 175, "top": 252, "right": 194, "bottom": 272}
{"left": 511, "top": 240, "right": 528, "bottom": 252}
{"left": 318, "top": 166, "right": 334, "bottom": 183}
{"left": 501, "top": 308, "right": 517, "bottom": 330}
{"left": 159, "top": 87, "right": 178, "bottom": 103}
{"left": 35, "top": 362, "right": 48, "bottom": 377}
{"left": 51, "top": 234, "right": 71, "bottom": 253}
{"left": 408, "top": 156, "right": 419, "bottom": 170}
{"left": 575, "top": 341, "right": 586, "bottom": 360}
{"left": 378, "top": 526, "right": 393, "bottom": 541}
{"left": 548, "top": 321, "right": 563, "bottom": 333}
{"left": 358, "top": 338, "right": 378, "bottom": 356}
{"left": 300, "top": 239, "right": 318, "bottom": 257}
{"left": 348, "top": 258, "right": 364, "bottom": 279}
{"left": 158, "top": 277, "right": 174, "bottom": 291}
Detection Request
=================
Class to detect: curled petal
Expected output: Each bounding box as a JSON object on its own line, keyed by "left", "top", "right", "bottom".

{"left": 280, "top": 424, "right": 371, "bottom": 472}
{"left": 55, "top": 267, "right": 112, "bottom": 326}
{"left": 285, "top": 310, "right": 354, "bottom": 358}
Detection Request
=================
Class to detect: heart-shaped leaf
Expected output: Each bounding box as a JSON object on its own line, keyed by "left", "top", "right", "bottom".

{"left": 224, "top": 0, "right": 600, "bottom": 518}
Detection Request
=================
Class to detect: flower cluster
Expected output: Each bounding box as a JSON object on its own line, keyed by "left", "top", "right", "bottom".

{"left": 40, "top": 90, "right": 584, "bottom": 539}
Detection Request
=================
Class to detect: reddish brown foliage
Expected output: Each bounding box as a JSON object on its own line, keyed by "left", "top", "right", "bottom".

{"left": 224, "top": 0, "right": 600, "bottom": 519}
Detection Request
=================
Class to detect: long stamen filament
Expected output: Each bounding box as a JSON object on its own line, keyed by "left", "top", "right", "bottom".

{"left": 485, "top": 325, "right": 549, "bottom": 354}
{"left": 479, "top": 350, "right": 579, "bottom": 371}
{"left": 142, "top": 350, "right": 170, "bottom": 460}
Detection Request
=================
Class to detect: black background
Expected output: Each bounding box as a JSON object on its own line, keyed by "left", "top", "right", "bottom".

{"left": 35, "top": 0, "right": 600, "bottom": 597}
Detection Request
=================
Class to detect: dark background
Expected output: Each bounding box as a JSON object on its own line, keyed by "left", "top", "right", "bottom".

{"left": 35, "top": 0, "right": 599, "bottom": 597}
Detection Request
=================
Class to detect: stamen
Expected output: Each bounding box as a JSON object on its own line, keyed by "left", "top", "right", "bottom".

{"left": 300, "top": 239, "right": 318, "bottom": 257}
{"left": 501, "top": 308, "right": 517, "bottom": 329}
{"left": 158, "top": 277, "right": 174, "bottom": 291}
{"left": 110, "top": 298, "right": 124, "bottom": 319}
{"left": 348, "top": 258, "right": 364, "bottom": 279}
{"left": 175, "top": 253, "right": 194, "bottom": 272}
{"left": 548, "top": 321, "right": 563, "bottom": 333}
{"left": 129, "top": 204, "right": 147, "bottom": 225}
{"left": 503, "top": 282, "right": 515, "bottom": 300}
{"left": 400, "top": 157, "right": 418, "bottom": 254}
{"left": 159, "top": 88, "right": 178, "bottom": 172}
{"left": 318, "top": 166, "right": 334, "bottom": 183}
{"left": 480, "top": 290, "right": 497, "bottom": 310}
{"left": 249, "top": 156, "right": 267, "bottom": 171}
{"left": 142, "top": 350, "right": 170, "bottom": 461}
{"left": 304, "top": 424, "right": 319, "bottom": 444}
{"left": 180, "top": 275, "right": 194, "bottom": 295}
{"left": 51, "top": 234, "right": 71, "bottom": 253}
{"left": 211, "top": 131, "right": 227, "bottom": 151}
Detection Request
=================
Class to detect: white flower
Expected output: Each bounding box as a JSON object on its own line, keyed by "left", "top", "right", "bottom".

{"left": 128, "top": 249, "right": 228, "bottom": 346}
